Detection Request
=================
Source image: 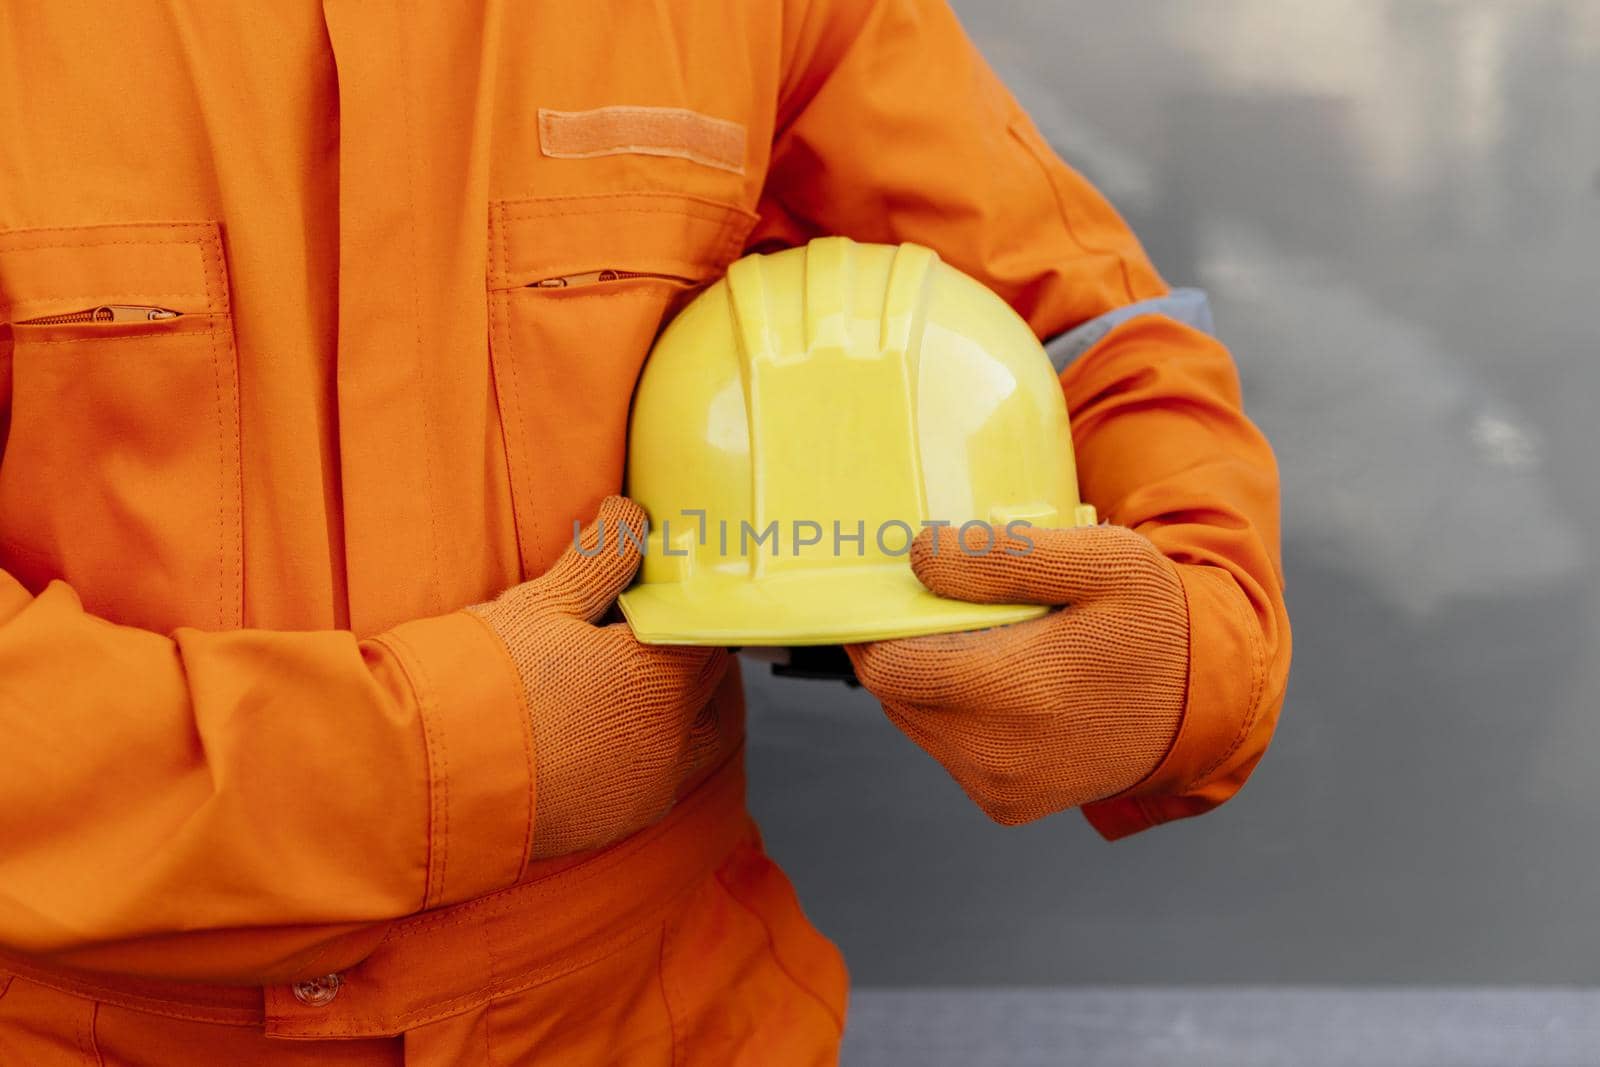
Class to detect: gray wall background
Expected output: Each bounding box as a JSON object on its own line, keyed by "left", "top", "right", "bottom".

{"left": 745, "top": 0, "right": 1600, "bottom": 986}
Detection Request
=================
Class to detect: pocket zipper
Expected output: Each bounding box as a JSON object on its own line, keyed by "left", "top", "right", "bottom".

{"left": 530, "top": 269, "right": 695, "bottom": 289}
{"left": 17, "top": 304, "right": 182, "bottom": 326}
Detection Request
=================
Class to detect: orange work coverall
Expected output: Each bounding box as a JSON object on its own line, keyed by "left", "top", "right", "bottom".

{"left": 0, "top": 1, "right": 1289, "bottom": 1063}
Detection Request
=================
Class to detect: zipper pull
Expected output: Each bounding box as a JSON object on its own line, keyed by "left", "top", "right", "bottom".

{"left": 98, "top": 305, "right": 182, "bottom": 322}
{"left": 530, "top": 269, "right": 693, "bottom": 289}
{"left": 534, "top": 270, "right": 624, "bottom": 288}
{"left": 17, "top": 304, "right": 183, "bottom": 326}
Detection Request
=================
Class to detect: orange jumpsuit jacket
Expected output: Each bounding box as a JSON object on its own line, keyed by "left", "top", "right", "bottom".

{"left": 0, "top": 0, "right": 1289, "bottom": 1062}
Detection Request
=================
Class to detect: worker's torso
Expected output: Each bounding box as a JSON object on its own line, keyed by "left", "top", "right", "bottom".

{"left": 0, "top": 0, "right": 788, "bottom": 636}
{"left": 0, "top": 10, "right": 856, "bottom": 1057}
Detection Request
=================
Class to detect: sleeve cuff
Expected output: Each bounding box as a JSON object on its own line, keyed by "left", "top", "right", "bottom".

{"left": 374, "top": 611, "right": 535, "bottom": 906}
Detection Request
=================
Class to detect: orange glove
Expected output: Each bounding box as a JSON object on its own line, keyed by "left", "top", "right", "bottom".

{"left": 469, "top": 497, "right": 735, "bottom": 858}
{"left": 846, "top": 521, "right": 1189, "bottom": 825}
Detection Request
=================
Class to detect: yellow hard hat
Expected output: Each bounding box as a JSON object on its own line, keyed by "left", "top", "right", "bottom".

{"left": 618, "top": 237, "right": 1097, "bottom": 646}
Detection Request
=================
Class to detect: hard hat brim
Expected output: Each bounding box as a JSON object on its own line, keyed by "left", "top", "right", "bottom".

{"left": 618, "top": 565, "right": 1047, "bottom": 647}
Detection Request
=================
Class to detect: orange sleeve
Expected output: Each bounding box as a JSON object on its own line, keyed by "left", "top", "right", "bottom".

{"left": 764, "top": 0, "right": 1290, "bottom": 837}
{"left": 0, "top": 574, "right": 533, "bottom": 981}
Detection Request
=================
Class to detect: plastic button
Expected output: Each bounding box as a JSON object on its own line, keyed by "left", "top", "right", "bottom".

{"left": 290, "top": 973, "right": 341, "bottom": 1007}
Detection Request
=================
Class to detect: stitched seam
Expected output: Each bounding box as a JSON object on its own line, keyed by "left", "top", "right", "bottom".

{"left": 479, "top": 911, "right": 501, "bottom": 1063}
{"left": 1189, "top": 567, "right": 1269, "bottom": 787}
{"left": 87, "top": 1000, "right": 104, "bottom": 1067}
{"left": 711, "top": 867, "right": 845, "bottom": 1035}
{"left": 511, "top": 287, "right": 540, "bottom": 574}
{"left": 657, "top": 923, "right": 682, "bottom": 1067}
{"left": 0, "top": 236, "right": 211, "bottom": 254}
{"left": 203, "top": 227, "right": 225, "bottom": 627}
{"left": 0, "top": 974, "right": 261, "bottom": 1027}
{"left": 12, "top": 324, "right": 224, "bottom": 346}
{"left": 0, "top": 957, "right": 262, "bottom": 1022}
{"left": 225, "top": 324, "right": 244, "bottom": 627}
{"left": 0, "top": 220, "right": 218, "bottom": 244}
{"left": 394, "top": 14, "right": 447, "bottom": 618}
{"left": 494, "top": 189, "right": 756, "bottom": 218}
{"left": 208, "top": 230, "right": 235, "bottom": 630}
{"left": 460, "top": 609, "right": 536, "bottom": 877}
{"left": 205, "top": 224, "right": 238, "bottom": 321}
{"left": 198, "top": 225, "right": 242, "bottom": 630}
{"left": 1007, "top": 119, "right": 1138, "bottom": 305}
{"left": 207, "top": 317, "right": 226, "bottom": 628}
{"left": 367, "top": 630, "right": 446, "bottom": 910}
{"left": 371, "top": 629, "right": 449, "bottom": 910}
{"left": 4, "top": 292, "right": 210, "bottom": 306}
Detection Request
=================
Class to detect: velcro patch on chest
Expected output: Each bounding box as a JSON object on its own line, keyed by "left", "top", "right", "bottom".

{"left": 538, "top": 106, "right": 746, "bottom": 174}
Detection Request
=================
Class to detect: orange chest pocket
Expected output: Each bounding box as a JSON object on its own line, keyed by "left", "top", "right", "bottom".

{"left": 0, "top": 221, "right": 243, "bottom": 633}
{"left": 486, "top": 192, "right": 757, "bottom": 579}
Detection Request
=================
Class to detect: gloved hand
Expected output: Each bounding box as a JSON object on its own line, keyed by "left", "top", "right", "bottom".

{"left": 469, "top": 496, "right": 735, "bottom": 858}
{"left": 846, "top": 521, "right": 1189, "bottom": 825}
